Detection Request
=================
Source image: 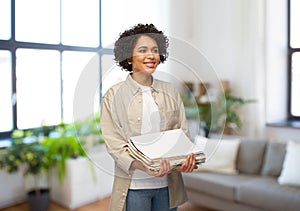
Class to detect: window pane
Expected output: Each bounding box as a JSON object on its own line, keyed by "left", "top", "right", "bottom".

{"left": 101, "top": 54, "right": 127, "bottom": 95}
{"left": 62, "top": 51, "right": 99, "bottom": 123}
{"left": 16, "top": 49, "right": 61, "bottom": 129}
{"left": 15, "top": 0, "right": 60, "bottom": 44}
{"left": 0, "top": 0, "right": 11, "bottom": 40}
{"left": 0, "top": 51, "right": 13, "bottom": 132}
{"left": 61, "top": 0, "right": 99, "bottom": 47}
{"left": 290, "top": 0, "right": 300, "bottom": 48}
{"left": 101, "top": 0, "right": 168, "bottom": 47}
{"left": 291, "top": 52, "right": 300, "bottom": 116}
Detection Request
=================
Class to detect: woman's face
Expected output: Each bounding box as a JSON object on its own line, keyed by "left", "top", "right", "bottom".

{"left": 131, "top": 35, "right": 160, "bottom": 75}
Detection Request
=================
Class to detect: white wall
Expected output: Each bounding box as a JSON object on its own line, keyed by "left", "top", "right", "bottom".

{"left": 166, "top": 0, "right": 300, "bottom": 140}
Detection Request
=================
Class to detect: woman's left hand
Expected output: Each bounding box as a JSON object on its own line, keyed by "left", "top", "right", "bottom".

{"left": 177, "top": 153, "right": 198, "bottom": 173}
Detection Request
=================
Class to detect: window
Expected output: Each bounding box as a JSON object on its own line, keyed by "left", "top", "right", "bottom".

{"left": 0, "top": 0, "right": 102, "bottom": 137}
{"left": 0, "top": 51, "right": 13, "bottom": 132}
{"left": 0, "top": 0, "right": 167, "bottom": 139}
{"left": 288, "top": 0, "right": 300, "bottom": 119}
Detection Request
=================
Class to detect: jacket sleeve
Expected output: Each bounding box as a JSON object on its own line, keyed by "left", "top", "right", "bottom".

{"left": 176, "top": 91, "right": 191, "bottom": 139}
{"left": 100, "top": 91, "right": 134, "bottom": 175}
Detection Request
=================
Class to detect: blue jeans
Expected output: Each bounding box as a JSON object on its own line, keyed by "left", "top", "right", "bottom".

{"left": 126, "top": 187, "right": 177, "bottom": 211}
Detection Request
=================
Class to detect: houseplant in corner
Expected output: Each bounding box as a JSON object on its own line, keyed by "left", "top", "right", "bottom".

{"left": 43, "top": 122, "right": 88, "bottom": 185}
{"left": 0, "top": 129, "right": 52, "bottom": 211}
{"left": 44, "top": 121, "right": 101, "bottom": 209}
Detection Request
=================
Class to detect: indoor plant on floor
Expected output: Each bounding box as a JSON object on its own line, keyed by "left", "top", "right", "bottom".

{"left": 43, "top": 122, "right": 88, "bottom": 185}
{"left": 0, "top": 129, "right": 52, "bottom": 211}
{"left": 0, "top": 126, "right": 89, "bottom": 210}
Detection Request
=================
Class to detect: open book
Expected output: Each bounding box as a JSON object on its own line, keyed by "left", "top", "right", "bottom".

{"left": 127, "top": 129, "right": 206, "bottom": 171}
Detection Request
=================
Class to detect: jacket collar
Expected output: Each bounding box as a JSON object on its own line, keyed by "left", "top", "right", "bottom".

{"left": 125, "top": 74, "right": 159, "bottom": 95}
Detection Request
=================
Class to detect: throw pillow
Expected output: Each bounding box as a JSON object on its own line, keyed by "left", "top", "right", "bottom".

{"left": 198, "top": 138, "right": 240, "bottom": 174}
{"left": 278, "top": 141, "right": 300, "bottom": 187}
{"left": 236, "top": 140, "right": 267, "bottom": 174}
{"left": 261, "top": 141, "right": 286, "bottom": 177}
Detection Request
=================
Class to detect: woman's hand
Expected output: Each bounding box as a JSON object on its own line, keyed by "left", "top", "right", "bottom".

{"left": 177, "top": 153, "right": 198, "bottom": 173}
{"left": 146, "top": 159, "right": 172, "bottom": 178}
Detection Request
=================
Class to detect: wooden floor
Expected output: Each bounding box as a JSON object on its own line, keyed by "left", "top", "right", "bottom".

{"left": 0, "top": 196, "right": 212, "bottom": 211}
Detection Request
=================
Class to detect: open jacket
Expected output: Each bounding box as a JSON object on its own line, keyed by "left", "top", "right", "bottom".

{"left": 100, "top": 75, "right": 190, "bottom": 211}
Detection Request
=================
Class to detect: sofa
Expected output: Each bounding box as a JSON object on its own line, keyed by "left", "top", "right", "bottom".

{"left": 182, "top": 137, "right": 300, "bottom": 211}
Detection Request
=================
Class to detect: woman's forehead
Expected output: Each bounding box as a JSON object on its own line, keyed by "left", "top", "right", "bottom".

{"left": 134, "top": 35, "right": 158, "bottom": 48}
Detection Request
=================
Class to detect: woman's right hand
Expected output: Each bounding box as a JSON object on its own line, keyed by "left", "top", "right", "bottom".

{"left": 146, "top": 159, "right": 172, "bottom": 178}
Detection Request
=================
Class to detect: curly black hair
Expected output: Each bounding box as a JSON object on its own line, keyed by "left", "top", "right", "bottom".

{"left": 114, "top": 23, "right": 169, "bottom": 72}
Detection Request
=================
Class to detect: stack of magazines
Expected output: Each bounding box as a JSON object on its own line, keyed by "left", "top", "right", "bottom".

{"left": 127, "top": 129, "right": 206, "bottom": 171}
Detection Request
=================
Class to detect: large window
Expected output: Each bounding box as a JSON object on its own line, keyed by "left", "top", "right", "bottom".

{"left": 0, "top": 0, "right": 168, "bottom": 138}
{"left": 0, "top": 0, "right": 101, "bottom": 137}
{"left": 288, "top": 0, "right": 300, "bottom": 119}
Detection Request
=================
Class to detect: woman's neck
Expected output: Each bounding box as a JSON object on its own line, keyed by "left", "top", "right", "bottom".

{"left": 131, "top": 72, "right": 153, "bottom": 87}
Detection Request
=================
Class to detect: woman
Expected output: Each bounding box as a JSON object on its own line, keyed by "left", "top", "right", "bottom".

{"left": 100, "top": 23, "right": 197, "bottom": 211}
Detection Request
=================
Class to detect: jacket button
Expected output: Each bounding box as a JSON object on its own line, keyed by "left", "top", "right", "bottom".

{"left": 137, "top": 117, "right": 141, "bottom": 121}
{"left": 122, "top": 192, "right": 126, "bottom": 196}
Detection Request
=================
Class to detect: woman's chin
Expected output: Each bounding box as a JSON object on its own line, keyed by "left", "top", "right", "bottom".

{"left": 144, "top": 68, "right": 157, "bottom": 74}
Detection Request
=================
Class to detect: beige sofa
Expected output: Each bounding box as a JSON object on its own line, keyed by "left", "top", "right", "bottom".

{"left": 183, "top": 139, "right": 300, "bottom": 211}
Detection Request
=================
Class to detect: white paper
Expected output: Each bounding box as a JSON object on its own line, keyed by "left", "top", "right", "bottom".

{"left": 129, "top": 129, "right": 202, "bottom": 159}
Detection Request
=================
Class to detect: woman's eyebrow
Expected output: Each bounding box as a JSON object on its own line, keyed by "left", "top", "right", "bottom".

{"left": 137, "top": 46, "right": 158, "bottom": 50}
{"left": 137, "top": 46, "right": 147, "bottom": 49}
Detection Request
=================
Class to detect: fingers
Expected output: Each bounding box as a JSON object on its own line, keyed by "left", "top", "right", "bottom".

{"left": 147, "top": 159, "right": 172, "bottom": 178}
{"left": 178, "top": 153, "right": 197, "bottom": 173}
{"left": 159, "top": 159, "right": 172, "bottom": 176}
{"left": 147, "top": 154, "right": 198, "bottom": 177}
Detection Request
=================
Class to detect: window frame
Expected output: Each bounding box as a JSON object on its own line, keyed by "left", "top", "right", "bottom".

{"left": 0, "top": 0, "right": 113, "bottom": 139}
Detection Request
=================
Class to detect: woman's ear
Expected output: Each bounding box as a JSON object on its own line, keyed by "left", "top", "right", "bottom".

{"left": 127, "top": 58, "right": 132, "bottom": 64}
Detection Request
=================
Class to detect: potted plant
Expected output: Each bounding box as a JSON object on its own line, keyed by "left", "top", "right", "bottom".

{"left": 215, "top": 90, "right": 256, "bottom": 134}
{"left": 181, "top": 94, "right": 214, "bottom": 137}
{"left": 43, "top": 123, "right": 88, "bottom": 185}
{"left": 182, "top": 90, "right": 255, "bottom": 137}
{"left": 0, "top": 130, "right": 52, "bottom": 211}
{"left": 0, "top": 124, "right": 89, "bottom": 210}
{"left": 0, "top": 112, "right": 103, "bottom": 209}
{"left": 44, "top": 120, "right": 103, "bottom": 208}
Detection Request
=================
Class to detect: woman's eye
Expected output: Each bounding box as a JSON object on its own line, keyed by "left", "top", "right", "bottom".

{"left": 153, "top": 49, "right": 159, "bottom": 53}
{"left": 139, "top": 49, "right": 146, "bottom": 53}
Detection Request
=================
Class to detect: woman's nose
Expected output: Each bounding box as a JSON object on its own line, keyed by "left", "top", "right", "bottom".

{"left": 147, "top": 52, "right": 155, "bottom": 58}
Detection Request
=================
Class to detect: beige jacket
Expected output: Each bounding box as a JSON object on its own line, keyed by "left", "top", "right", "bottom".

{"left": 100, "top": 75, "right": 189, "bottom": 211}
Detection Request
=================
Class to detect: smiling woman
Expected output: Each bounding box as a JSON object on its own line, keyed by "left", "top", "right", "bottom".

{"left": 100, "top": 23, "right": 198, "bottom": 211}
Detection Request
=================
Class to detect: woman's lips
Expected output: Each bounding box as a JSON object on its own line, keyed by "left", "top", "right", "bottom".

{"left": 144, "top": 62, "right": 156, "bottom": 68}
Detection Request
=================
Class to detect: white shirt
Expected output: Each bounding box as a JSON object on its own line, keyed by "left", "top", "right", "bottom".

{"left": 129, "top": 83, "right": 168, "bottom": 189}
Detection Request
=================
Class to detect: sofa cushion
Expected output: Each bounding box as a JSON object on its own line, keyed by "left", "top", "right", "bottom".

{"left": 237, "top": 177, "right": 300, "bottom": 211}
{"left": 182, "top": 171, "right": 258, "bottom": 201}
{"left": 278, "top": 141, "right": 300, "bottom": 187}
{"left": 237, "top": 140, "right": 267, "bottom": 174}
{"left": 199, "top": 139, "right": 240, "bottom": 174}
{"left": 261, "top": 141, "right": 286, "bottom": 177}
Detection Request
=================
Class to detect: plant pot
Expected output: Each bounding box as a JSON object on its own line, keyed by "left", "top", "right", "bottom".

{"left": 27, "top": 189, "right": 50, "bottom": 211}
